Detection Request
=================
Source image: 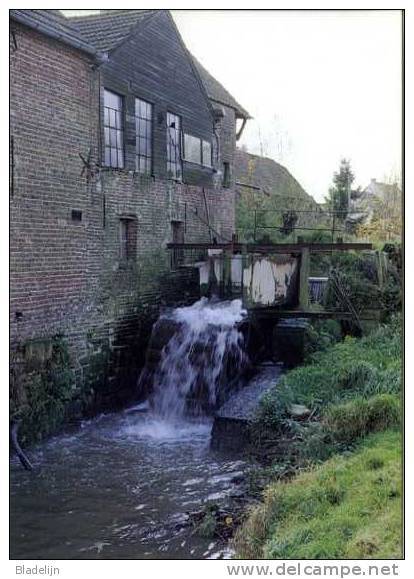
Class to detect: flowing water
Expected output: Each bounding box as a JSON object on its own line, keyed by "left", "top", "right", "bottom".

{"left": 10, "top": 299, "right": 252, "bottom": 560}
{"left": 147, "top": 298, "right": 248, "bottom": 418}
{"left": 10, "top": 413, "right": 247, "bottom": 559}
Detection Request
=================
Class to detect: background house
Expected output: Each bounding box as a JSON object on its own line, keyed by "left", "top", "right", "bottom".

{"left": 346, "top": 178, "right": 402, "bottom": 239}
{"left": 234, "top": 148, "right": 329, "bottom": 242}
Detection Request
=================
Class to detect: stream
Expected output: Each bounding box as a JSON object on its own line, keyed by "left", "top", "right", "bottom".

{"left": 10, "top": 411, "right": 249, "bottom": 560}
{"left": 10, "top": 299, "right": 256, "bottom": 560}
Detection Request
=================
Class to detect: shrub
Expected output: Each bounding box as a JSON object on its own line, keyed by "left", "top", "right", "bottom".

{"left": 10, "top": 336, "right": 76, "bottom": 444}
{"left": 304, "top": 320, "right": 342, "bottom": 360}
{"left": 323, "top": 394, "right": 401, "bottom": 446}
{"left": 255, "top": 316, "right": 402, "bottom": 432}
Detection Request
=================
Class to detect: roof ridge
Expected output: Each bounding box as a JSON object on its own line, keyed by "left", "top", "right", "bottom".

{"left": 67, "top": 9, "right": 156, "bottom": 21}
{"left": 66, "top": 9, "right": 159, "bottom": 54}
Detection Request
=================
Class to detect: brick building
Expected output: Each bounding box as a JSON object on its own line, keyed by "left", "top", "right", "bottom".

{"left": 9, "top": 9, "right": 249, "bottom": 431}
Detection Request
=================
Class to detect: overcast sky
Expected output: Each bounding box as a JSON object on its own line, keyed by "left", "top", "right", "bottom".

{"left": 63, "top": 9, "right": 402, "bottom": 203}
{"left": 172, "top": 10, "right": 402, "bottom": 202}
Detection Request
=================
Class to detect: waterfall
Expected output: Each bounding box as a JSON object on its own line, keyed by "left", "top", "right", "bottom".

{"left": 140, "top": 298, "right": 248, "bottom": 421}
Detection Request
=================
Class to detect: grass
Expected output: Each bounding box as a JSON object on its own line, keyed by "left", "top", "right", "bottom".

{"left": 234, "top": 430, "right": 402, "bottom": 559}
{"left": 240, "top": 315, "right": 403, "bottom": 559}
{"left": 256, "top": 315, "right": 402, "bottom": 427}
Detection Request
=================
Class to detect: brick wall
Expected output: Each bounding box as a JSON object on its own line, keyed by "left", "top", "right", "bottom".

{"left": 10, "top": 22, "right": 236, "bottom": 424}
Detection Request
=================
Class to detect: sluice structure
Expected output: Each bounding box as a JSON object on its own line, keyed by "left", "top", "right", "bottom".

{"left": 167, "top": 240, "right": 373, "bottom": 316}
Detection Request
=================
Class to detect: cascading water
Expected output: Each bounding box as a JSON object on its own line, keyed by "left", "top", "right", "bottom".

{"left": 10, "top": 299, "right": 280, "bottom": 560}
{"left": 140, "top": 298, "right": 249, "bottom": 420}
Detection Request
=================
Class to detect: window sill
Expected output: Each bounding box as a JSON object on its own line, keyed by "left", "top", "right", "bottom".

{"left": 183, "top": 160, "right": 214, "bottom": 171}
{"left": 101, "top": 166, "right": 155, "bottom": 179}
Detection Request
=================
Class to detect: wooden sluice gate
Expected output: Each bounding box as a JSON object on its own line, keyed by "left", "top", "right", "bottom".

{"left": 166, "top": 240, "right": 373, "bottom": 323}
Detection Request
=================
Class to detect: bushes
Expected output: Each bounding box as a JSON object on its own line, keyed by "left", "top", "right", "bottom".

{"left": 303, "top": 319, "right": 342, "bottom": 360}
{"left": 10, "top": 336, "right": 76, "bottom": 444}
{"left": 310, "top": 250, "right": 402, "bottom": 320}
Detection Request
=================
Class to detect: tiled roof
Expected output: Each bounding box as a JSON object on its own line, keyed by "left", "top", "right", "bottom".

{"left": 10, "top": 9, "right": 103, "bottom": 58}
{"left": 67, "top": 10, "right": 158, "bottom": 53}
{"left": 65, "top": 10, "right": 250, "bottom": 119}
{"left": 235, "top": 148, "right": 319, "bottom": 205}
{"left": 192, "top": 56, "right": 250, "bottom": 119}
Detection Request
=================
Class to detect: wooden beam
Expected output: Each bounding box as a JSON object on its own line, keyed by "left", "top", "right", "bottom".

{"left": 299, "top": 248, "right": 310, "bottom": 309}
{"left": 249, "top": 309, "right": 353, "bottom": 320}
{"left": 166, "top": 242, "right": 373, "bottom": 253}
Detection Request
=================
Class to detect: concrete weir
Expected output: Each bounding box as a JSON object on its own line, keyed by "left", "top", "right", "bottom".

{"left": 210, "top": 366, "right": 283, "bottom": 452}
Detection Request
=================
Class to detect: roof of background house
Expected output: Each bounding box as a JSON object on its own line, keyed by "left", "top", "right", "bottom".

{"left": 363, "top": 179, "right": 401, "bottom": 200}
{"left": 235, "top": 148, "right": 320, "bottom": 207}
{"left": 64, "top": 9, "right": 250, "bottom": 119}
{"left": 10, "top": 9, "right": 105, "bottom": 60}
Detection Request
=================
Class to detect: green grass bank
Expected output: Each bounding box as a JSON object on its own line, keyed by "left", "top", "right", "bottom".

{"left": 235, "top": 430, "right": 402, "bottom": 559}
{"left": 235, "top": 315, "right": 403, "bottom": 559}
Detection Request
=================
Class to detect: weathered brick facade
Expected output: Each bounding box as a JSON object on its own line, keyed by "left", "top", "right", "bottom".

{"left": 10, "top": 12, "right": 242, "bottom": 429}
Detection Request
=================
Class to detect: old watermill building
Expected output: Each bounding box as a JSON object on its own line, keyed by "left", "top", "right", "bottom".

{"left": 10, "top": 9, "right": 250, "bottom": 418}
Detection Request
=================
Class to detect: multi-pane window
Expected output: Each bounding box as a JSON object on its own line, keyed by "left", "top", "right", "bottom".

{"left": 183, "top": 133, "right": 212, "bottom": 167}
{"left": 135, "top": 98, "right": 153, "bottom": 174}
{"left": 104, "top": 89, "right": 124, "bottom": 169}
{"left": 167, "top": 112, "right": 182, "bottom": 180}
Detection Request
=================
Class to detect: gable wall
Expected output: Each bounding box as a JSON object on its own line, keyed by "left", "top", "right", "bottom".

{"left": 100, "top": 11, "right": 216, "bottom": 187}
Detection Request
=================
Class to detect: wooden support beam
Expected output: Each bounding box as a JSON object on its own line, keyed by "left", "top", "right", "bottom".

{"left": 299, "top": 247, "right": 310, "bottom": 309}
{"left": 166, "top": 242, "right": 373, "bottom": 253}
{"left": 249, "top": 309, "right": 353, "bottom": 320}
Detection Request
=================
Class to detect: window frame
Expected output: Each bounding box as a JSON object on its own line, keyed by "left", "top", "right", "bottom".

{"left": 183, "top": 133, "right": 213, "bottom": 168}
{"left": 119, "top": 217, "right": 137, "bottom": 263}
{"left": 135, "top": 97, "right": 153, "bottom": 175}
{"left": 166, "top": 111, "right": 183, "bottom": 181}
{"left": 103, "top": 89, "right": 125, "bottom": 169}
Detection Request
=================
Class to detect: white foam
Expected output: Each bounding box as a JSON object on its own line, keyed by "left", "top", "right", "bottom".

{"left": 172, "top": 298, "right": 246, "bottom": 330}
{"left": 117, "top": 416, "right": 212, "bottom": 443}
